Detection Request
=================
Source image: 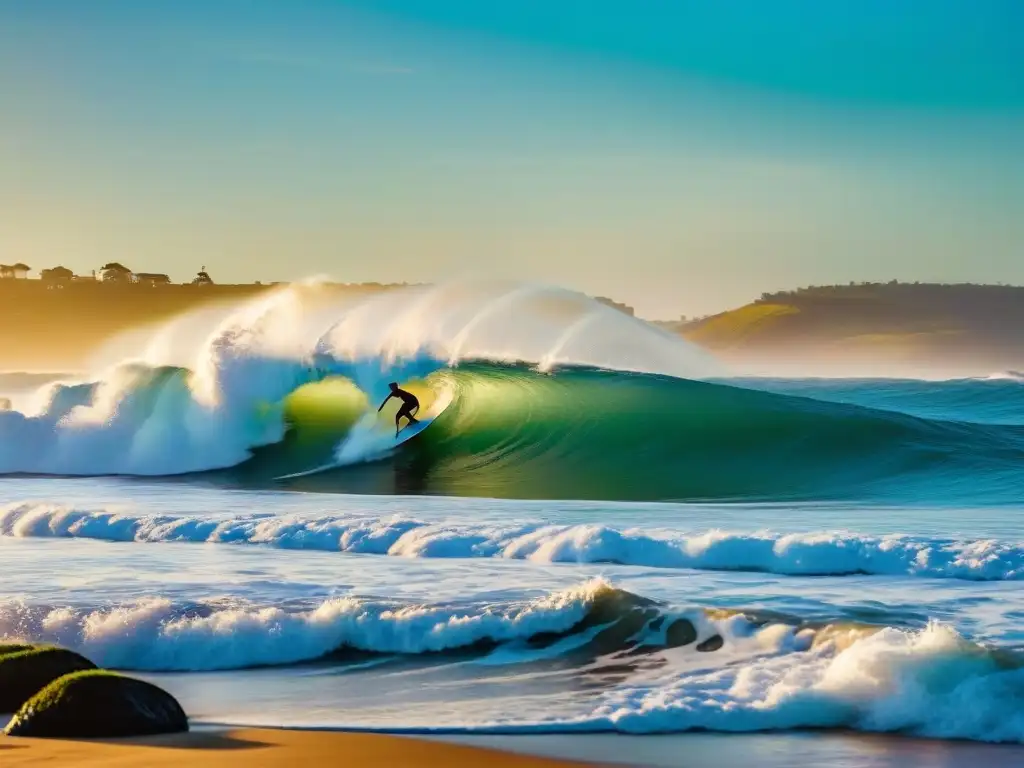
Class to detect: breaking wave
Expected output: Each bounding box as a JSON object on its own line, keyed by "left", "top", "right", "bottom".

{"left": 3, "top": 280, "right": 1024, "bottom": 502}
{"left": 584, "top": 620, "right": 1024, "bottom": 743}
{"left": 2, "top": 580, "right": 1022, "bottom": 742}
{"left": 2, "top": 502, "right": 1022, "bottom": 580}
{"left": 0, "top": 281, "right": 711, "bottom": 481}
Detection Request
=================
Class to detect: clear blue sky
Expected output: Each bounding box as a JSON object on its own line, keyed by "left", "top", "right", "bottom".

{"left": 2, "top": 1, "right": 1022, "bottom": 317}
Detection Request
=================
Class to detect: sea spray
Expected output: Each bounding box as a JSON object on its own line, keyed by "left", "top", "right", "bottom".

{"left": 0, "top": 281, "right": 714, "bottom": 481}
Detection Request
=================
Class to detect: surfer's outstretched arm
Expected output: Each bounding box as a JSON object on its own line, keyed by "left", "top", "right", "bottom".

{"left": 377, "top": 394, "right": 393, "bottom": 412}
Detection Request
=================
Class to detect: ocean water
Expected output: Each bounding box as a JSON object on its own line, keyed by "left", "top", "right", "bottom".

{"left": 1, "top": 283, "right": 1023, "bottom": 753}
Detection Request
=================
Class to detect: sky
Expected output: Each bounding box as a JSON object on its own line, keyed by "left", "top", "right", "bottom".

{"left": 2, "top": 1, "right": 1022, "bottom": 318}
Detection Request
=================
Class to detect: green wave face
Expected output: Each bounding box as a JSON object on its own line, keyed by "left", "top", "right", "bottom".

{"left": 238, "top": 378, "right": 368, "bottom": 477}
{"left": 255, "top": 364, "right": 1024, "bottom": 503}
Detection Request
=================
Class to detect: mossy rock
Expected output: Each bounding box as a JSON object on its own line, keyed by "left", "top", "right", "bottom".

{"left": 0, "top": 643, "right": 37, "bottom": 657}
{"left": 0, "top": 646, "right": 96, "bottom": 713}
{"left": 5, "top": 670, "right": 188, "bottom": 738}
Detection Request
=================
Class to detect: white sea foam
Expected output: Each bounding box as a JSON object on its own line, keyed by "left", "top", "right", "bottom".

{"left": 0, "top": 281, "right": 715, "bottom": 476}
{"left": 0, "top": 580, "right": 620, "bottom": 671}
{"left": 985, "top": 370, "right": 1024, "bottom": 382}
{"left": 2, "top": 503, "right": 1021, "bottom": 580}
{"left": 585, "top": 622, "right": 1024, "bottom": 742}
{"left": 2, "top": 549, "right": 1021, "bottom": 743}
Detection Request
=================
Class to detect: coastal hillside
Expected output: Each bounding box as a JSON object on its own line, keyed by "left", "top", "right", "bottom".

{"left": 0, "top": 279, "right": 403, "bottom": 369}
{"left": 0, "top": 275, "right": 635, "bottom": 371}
{"left": 670, "top": 282, "right": 1024, "bottom": 375}
{"left": 4, "top": 275, "right": 1023, "bottom": 376}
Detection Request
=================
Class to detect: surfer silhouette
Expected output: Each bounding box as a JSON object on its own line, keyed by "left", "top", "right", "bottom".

{"left": 378, "top": 382, "right": 420, "bottom": 437}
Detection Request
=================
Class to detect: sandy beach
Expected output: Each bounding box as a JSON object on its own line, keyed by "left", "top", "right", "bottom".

{"left": 6, "top": 727, "right": 1024, "bottom": 768}
{"left": 0, "top": 727, "right": 597, "bottom": 767}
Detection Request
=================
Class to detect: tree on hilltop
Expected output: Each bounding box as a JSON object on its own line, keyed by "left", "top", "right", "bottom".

{"left": 100, "top": 263, "right": 133, "bottom": 282}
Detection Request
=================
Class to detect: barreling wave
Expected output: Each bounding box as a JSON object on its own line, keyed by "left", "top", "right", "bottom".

{"left": 0, "top": 281, "right": 713, "bottom": 480}
{"left": 3, "top": 502, "right": 1022, "bottom": 580}
{"left": 3, "top": 580, "right": 1022, "bottom": 742}
{"left": 257, "top": 363, "right": 1024, "bottom": 501}
{"left": 3, "top": 280, "right": 1024, "bottom": 502}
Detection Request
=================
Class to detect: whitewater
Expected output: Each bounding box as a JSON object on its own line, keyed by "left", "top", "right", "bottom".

{"left": 2, "top": 282, "right": 1024, "bottom": 757}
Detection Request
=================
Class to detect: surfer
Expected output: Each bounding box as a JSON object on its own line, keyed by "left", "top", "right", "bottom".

{"left": 378, "top": 382, "right": 420, "bottom": 437}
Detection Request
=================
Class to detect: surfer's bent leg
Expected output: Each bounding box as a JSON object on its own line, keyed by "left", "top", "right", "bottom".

{"left": 395, "top": 405, "right": 416, "bottom": 436}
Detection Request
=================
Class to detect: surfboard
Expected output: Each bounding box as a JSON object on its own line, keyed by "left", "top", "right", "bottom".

{"left": 273, "top": 414, "right": 435, "bottom": 481}
{"left": 274, "top": 461, "right": 343, "bottom": 481}
{"left": 394, "top": 417, "right": 431, "bottom": 441}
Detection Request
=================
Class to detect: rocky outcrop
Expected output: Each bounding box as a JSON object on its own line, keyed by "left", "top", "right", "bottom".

{"left": 0, "top": 646, "right": 96, "bottom": 713}
{"left": 5, "top": 670, "right": 188, "bottom": 738}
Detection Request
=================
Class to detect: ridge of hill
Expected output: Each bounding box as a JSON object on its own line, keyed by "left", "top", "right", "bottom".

{"left": 667, "top": 282, "right": 1024, "bottom": 376}
{"left": 3, "top": 278, "right": 1023, "bottom": 376}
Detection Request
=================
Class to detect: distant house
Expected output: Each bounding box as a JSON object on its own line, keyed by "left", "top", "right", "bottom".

{"left": 135, "top": 272, "right": 171, "bottom": 286}
{"left": 40, "top": 266, "right": 75, "bottom": 286}
{"left": 100, "top": 262, "right": 134, "bottom": 283}
{"left": 0, "top": 263, "right": 31, "bottom": 279}
{"left": 192, "top": 268, "right": 214, "bottom": 286}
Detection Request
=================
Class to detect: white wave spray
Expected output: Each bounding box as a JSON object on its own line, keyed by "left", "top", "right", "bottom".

{"left": 2, "top": 503, "right": 1020, "bottom": 580}
{"left": 0, "top": 281, "right": 716, "bottom": 476}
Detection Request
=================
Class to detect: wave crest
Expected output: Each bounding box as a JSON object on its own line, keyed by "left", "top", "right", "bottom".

{"left": 3, "top": 503, "right": 1021, "bottom": 580}
{"left": 0, "top": 281, "right": 713, "bottom": 478}
{"left": 0, "top": 580, "right": 694, "bottom": 671}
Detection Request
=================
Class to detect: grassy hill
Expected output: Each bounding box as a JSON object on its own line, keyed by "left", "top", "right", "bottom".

{"left": 674, "top": 282, "right": 1024, "bottom": 375}
{"left": 0, "top": 280, "right": 403, "bottom": 370}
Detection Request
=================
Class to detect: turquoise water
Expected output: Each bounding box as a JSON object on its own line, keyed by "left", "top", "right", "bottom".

{"left": 1, "top": 372, "right": 1023, "bottom": 747}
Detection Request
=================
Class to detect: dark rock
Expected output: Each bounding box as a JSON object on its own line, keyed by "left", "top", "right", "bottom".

{"left": 0, "top": 646, "right": 96, "bottom": 713}
{"left": 665, "top": 619, "right": 698, "bottom": 648}
{"left": 5, "top": 670, "right": 189, "bottom": 738}
{"left": 696, "top": 634, "right": 724, "bottom": 652}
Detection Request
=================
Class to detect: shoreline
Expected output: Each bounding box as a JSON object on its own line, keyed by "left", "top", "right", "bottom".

{"left": 0, "top": 727, "right": 599, "bottom": 767}
{"left": 4, "top": 727, "right": 1024, "bottom": 768}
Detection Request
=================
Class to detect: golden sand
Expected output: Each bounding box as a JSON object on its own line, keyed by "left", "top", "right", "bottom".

{"left": 0, "top": 727, "right": 598, "bottom": 767}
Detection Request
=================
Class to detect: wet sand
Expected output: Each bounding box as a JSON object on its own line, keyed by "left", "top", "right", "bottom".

{"left": 443, "top": 731, "right": 1024, "bottom": 768}
{"left": 4, "top": 725, "right": 1024, "bottom": 767}
{"left": 0, "top": 727, "right": 596, "bottom": 767}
